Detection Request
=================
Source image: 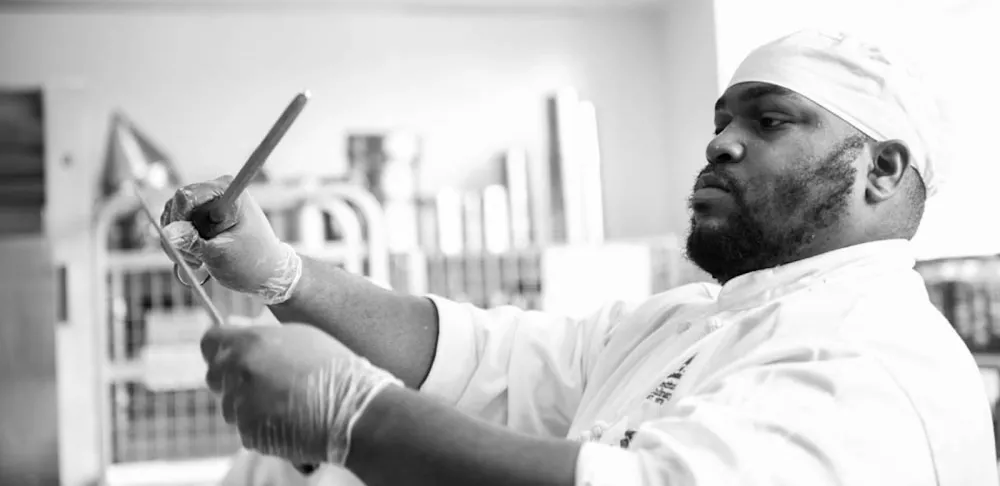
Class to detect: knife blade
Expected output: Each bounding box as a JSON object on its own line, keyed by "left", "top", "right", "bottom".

{"left": 132, "top": 182, "right": 226, "bottom": 328}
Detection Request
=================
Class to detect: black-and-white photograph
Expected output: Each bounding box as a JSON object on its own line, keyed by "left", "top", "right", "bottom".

{"left": 1, "top": 0, "right": 997, "bottom": 485}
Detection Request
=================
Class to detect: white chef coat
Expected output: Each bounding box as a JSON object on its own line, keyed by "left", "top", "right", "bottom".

{"left": 420, "top": 239, "right": 998, "bottom": 486}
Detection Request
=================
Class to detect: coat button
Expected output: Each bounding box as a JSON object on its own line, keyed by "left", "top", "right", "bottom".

{"left": 706, "top": 319, "right": 723, "bottom": 333}
{"left": 591, "top": 421, "right": 609, "bottom": 439}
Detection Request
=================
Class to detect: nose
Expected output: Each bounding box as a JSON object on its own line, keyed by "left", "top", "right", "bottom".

{"left": 705, "top": 133, "right": 745, "bottom": 165}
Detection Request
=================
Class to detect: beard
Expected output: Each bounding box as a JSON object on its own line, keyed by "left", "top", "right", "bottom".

{"left": 685, "top": 135, "right": 865, "bottom": 283}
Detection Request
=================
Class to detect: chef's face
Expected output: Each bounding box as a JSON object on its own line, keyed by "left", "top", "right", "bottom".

{"left": 686, "top": 82, "right": 868, "bottom": 283}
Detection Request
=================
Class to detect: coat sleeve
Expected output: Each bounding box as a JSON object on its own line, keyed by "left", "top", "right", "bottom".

{"left": 573, "top": 347, "right": 930, "bottom": 486}
{"left": 418, "top": 295, "right": 634, "bottom": 437}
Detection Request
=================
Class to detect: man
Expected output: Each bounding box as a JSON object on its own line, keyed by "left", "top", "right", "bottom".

{"left": 163, "top": 30, "right": 997, "bottom": 485}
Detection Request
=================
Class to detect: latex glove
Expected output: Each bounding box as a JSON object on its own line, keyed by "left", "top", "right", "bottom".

{"left": 159, "top": 175, "right": 302, "bottom": 304}
{"left": 200, "top": 323, "right": 401, "bottom": 465}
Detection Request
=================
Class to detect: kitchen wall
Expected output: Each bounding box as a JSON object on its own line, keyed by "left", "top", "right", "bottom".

{"left": 0, "top": 5, "right": 676, "bottom": 484}
{"left": 0, "top": 5, "right": 674, "bottom": 240}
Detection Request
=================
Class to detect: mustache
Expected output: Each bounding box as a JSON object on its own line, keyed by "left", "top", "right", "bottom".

{"left": 694, "top": 166, "right": 743, "bottom": 196}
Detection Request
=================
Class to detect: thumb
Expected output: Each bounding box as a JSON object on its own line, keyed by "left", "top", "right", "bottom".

{"left": 163, "top": 175, "right": 233, "bottom": 224}
{"left": 200, "top": 324, "right": 256, "bottom": 363}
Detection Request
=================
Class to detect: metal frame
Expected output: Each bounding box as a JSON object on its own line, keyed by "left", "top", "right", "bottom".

{"left": 91, "top": 183, "right": 388, "bottom": 485}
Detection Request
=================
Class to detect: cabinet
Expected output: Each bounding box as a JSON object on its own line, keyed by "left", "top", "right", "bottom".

{"left": 0, "top": 236, "right": 59, "bottom": 486}
{"left": 0, "top": 82, "right": 102, "bottom": 486}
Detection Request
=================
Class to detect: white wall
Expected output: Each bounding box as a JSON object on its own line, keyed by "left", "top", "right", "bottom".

{"left": 656, "top": 0, "right": 719, "bottom": 236}
{"left": 0, "top": 6, "right": 670, "bottom": 240}
{"left": 713, "top": 0, "right": 1000, "bottom": 260}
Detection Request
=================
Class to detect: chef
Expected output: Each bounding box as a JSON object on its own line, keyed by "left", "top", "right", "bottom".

{"left": 164, "top": 29, "right": 998, "bottom": 486}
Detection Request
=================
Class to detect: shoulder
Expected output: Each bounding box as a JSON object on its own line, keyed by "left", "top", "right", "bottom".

{"left": 834, "top": 271, "right": 952, "bottom": 345}
{"left": 756, "top": 268, "right": 944, "bottom": 341}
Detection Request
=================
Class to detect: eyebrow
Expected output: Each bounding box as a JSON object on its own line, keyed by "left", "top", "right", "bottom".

{"left": 714, "top": 84, "right": 797, "bottom": 111}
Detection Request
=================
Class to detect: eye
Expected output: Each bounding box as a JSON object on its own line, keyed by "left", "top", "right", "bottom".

{"left": 712, "top": 121, "right": 729, "bottom": 136}
{"left": 712, "top": 113, "right": 732, "bottom": 136}
{"left": 759, "top": 116, "right": 788, "bottom": 130}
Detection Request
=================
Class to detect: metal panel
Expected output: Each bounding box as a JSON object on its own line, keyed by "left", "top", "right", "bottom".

{"left": 0, "top": 236, "right": 59, "bottom": 486}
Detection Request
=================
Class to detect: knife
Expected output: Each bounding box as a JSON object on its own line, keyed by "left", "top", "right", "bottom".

{"left": 133, "top": 183, "right": 320, "bottom": 476}
{"left": 134, "top": 182, "right": 226, "bottom": 328}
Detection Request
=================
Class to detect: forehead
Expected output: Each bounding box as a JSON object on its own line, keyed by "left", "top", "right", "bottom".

{"left": 715, "top": 82, "right": 813, "bottom": 112}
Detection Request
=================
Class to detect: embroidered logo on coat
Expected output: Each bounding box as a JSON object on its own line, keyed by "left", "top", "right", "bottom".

{"left": 619, "top": 429, "right": 637, "bottom": 449}
{"left": 620, "top": 353, "right": 698, "bottom": 449}
{"left": 644, "top": 354, "right": 697, "bottom": 405}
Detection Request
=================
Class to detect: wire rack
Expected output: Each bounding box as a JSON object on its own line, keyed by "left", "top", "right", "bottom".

{"left": 105, "top": 270, "right": 255, "bottom": 463}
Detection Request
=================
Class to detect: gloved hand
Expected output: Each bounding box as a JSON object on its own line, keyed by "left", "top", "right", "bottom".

{"left": 159, "top": 175, "right": 302, "bottom": 304}
{"left": 200, "top": 323, "right": 401, "bottom": 465}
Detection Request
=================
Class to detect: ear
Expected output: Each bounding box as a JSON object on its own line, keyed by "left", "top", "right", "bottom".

{"left": 866, "top": 139, "right": 910, "bottom": 203}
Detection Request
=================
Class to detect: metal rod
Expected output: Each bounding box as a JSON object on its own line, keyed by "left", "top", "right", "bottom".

{"left": 217, "top": 91, "right": 311, "bottom": 211}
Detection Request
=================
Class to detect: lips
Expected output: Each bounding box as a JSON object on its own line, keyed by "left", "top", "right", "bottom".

{"left": 694, "top": 173, "right": 732, "bottom": 193}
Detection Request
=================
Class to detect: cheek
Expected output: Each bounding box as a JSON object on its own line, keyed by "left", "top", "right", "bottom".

{"left": 739, "top": 171, "right": 808, "bottom": 221}
{"left": 733, "top": 142, "right": 817, "bottom": 208}
{"left": 738, "top": 143, "right": 799, "bottom": 183}
{"left": 773, "top": 176, "right": 812, "bottom": 208}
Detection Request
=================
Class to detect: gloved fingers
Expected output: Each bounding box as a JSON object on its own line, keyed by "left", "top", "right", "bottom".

{"left": 161, "top": 221, "right": 206, "bottom": 266}
{"left": 205, "top": 345, "right": 236, "bottom": 394}
{"left": 237, "top": 410, "right": 264, "bottom": 453}
{"left": 221, "top": 387, "right": 244, "bottom": 425}
{"left": 221, "top": 393, "right": 236, "bottom": 424}
{"left": 160, "top": 197, "right": 174, "bottom": 228}
{"left": 205, "top": 367, "right": 222, "bottom": 394}
{"left": 201, "top": 325, "right": 258, "bottom": 374}
{"left": 203, "top": 328, "right": 256, "bottom": 426}
{"left": 241, "top": 418, "right": 305, "bottom": 463}
{"left": 161, "top": 175, "right": 235, "bottom": 224}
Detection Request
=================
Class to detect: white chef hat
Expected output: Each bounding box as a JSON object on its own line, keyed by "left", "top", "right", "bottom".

{"left": 728, "top": 29, "right": 948, "bottom": 197}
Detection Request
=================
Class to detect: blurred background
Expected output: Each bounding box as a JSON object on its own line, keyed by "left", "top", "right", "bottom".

{"left": 0, "top": 0, "right": 998, "bottom": 485}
